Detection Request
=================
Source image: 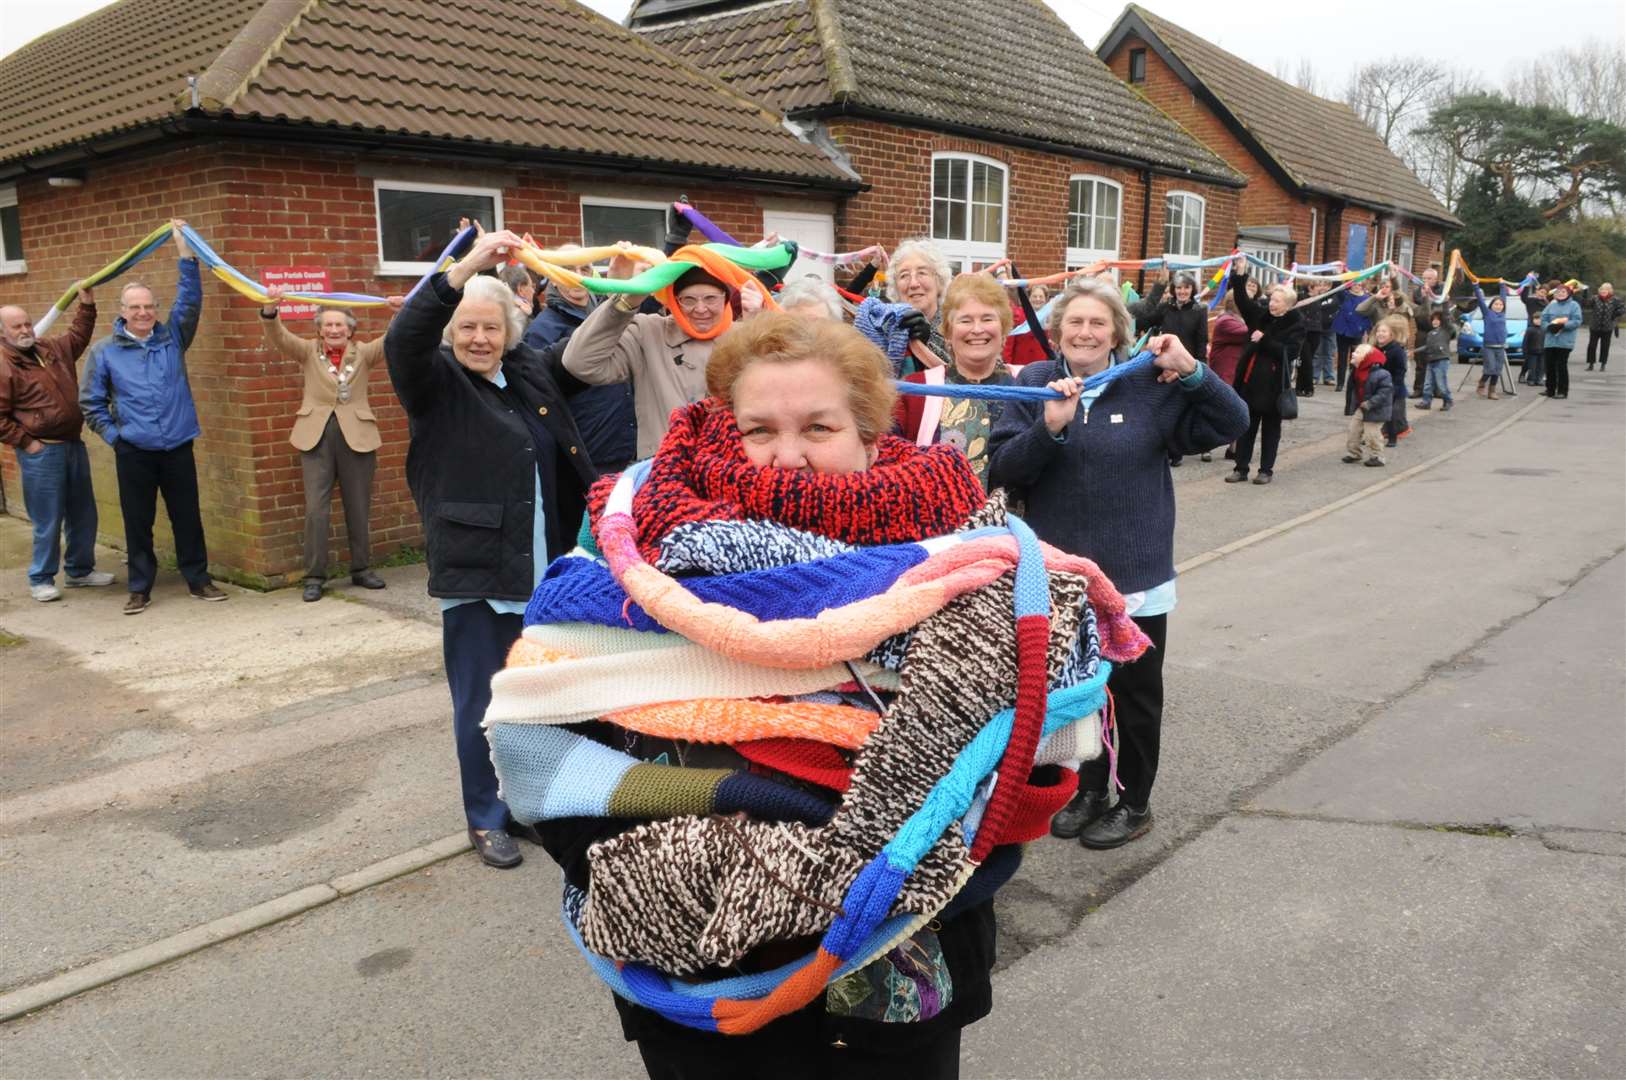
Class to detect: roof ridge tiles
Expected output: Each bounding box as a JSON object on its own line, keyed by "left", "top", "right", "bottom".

{"left": 192, "top": 0, "right": 319, "bottom": 111}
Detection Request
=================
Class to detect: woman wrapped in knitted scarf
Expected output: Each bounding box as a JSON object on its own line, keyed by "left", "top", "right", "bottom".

{"left": 528, "top": 311, "right": 1036, "bottom": 1078}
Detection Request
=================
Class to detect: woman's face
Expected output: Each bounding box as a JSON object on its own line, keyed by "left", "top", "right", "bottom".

{"left": 1490, "top": 297, "right": 1505, "bottom": 313}
{"left": 1028, "top": 284, "right": 1050, "bottom": 306}
{"left": 1057, "top": 296, "right": 1118, "bottom": 375}
{"left": 317, "top": 312, "right": 354, "bottom": 348}
{"left": 893, "top": 256, "right": 941, "bottom": 318}
{"left": 947, "top": 298, "right": 1004, "bottom": 370}
{"left": 1553, "top": 286, "right": 1571, "bottom": 303}
{"left": 1174, "top": 281, "right": 1194, "bottom": 304}
{"left": 1268, "top": 287, "right": 1293, "bottom": 317}
{"left": 733, "top": 358, "right": 870, "bottom": 475}
{"left": 450, "top": 299, "right": 508, "bottom": 375}
{"left": 1351, "top": 282, "right": 1367, "bottom": 296}
{"left": 1245, "top": 279, "right": 1260, "bottom": 299}
{"left": 1374, "top": 323, "right": 1393, "bottom": 346}
{"left": 677, "top": 283, "right": 728, "bottom": 336}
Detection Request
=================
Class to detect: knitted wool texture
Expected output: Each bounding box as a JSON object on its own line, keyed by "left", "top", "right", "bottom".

{"left": 587, "top": 401, "right": 987, "bottom": 565}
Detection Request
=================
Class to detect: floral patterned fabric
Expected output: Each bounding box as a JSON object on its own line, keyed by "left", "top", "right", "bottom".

{"left": 937, "top": 366, "right": 1016, "bottom": 486}
{"left": 825, "top": 926, "right": 953, "bottom": 1023}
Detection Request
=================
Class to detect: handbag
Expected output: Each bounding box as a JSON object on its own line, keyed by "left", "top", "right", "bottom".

{"left": 1276, "top": 358, "right": 1299, "bottom": 420}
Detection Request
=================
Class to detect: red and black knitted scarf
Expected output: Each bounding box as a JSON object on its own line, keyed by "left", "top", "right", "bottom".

{"left": 589, "top": 400, "right": 986, "bottom": 562}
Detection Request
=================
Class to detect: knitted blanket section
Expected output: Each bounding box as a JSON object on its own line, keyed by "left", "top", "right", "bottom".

{"left": 484, "top": 405, "right": 1150, "bottom": 1035}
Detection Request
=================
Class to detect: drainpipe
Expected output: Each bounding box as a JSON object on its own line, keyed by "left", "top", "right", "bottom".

{"left": 1137, "top": 169, "right": 1152, "bottom": 293}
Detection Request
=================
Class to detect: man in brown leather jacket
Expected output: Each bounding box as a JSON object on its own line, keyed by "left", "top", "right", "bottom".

{"left": 0, "top": 291, "right": 116, "bottom": 602}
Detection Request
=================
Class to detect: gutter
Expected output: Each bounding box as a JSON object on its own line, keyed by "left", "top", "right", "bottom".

{"left": 1137, "top": 168, "right": 1152, "bottom": 292}
{"left": 796, "top": 101, "right": 1247, "bottom": 190}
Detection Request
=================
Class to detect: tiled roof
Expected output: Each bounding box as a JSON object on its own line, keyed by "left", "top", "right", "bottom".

{"left": 633, "top": 0, "right": 1244, "bottom": 185}
{"left": 0, "top": 0, "right": 855, "bottom": 186}
{"left": 1114, "top": 4, "right": 1459, "bottom": 226}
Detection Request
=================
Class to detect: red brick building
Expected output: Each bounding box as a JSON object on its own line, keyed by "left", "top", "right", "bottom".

{"left": 0, "top": 0, "right": 856, "bottom": 584}
{"left": 1098, "top": 5, "right": 1460, "bottom": 278}
{"left": 632, "top": 0, "right": 1246, "bottom": 279}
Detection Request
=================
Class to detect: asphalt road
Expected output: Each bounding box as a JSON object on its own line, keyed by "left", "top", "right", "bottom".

{"left": 1, "top": 367, "right": 1621, "bottom": 1078}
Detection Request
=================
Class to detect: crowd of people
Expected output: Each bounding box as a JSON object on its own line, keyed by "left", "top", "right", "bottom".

{"left": 1, "top": 207, "right": 1617, "bottom": 1077}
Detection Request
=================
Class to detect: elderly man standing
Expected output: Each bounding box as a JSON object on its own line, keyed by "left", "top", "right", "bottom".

{"left": 80, "top": 220, "right": 225, "bottom": 614}
{"left": 0, "top": 289, "right": 114, "bottom": 601}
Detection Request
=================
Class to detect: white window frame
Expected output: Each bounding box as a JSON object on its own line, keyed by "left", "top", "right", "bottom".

{"left": 1163, "top": 191, "right": 1206, "bottom": 259}
{"left": 1396, "top": 231, "right": 1415, "bottom": 274}
{"left": 0, "top": 186, "right": 24, "bottom": 275}
{"left": 1380, "top": 221, "right": 1396, "bottom": 264}
{"left": 930, "top": 152, "right": 1007, "bottom": 271}
{"left": 374, "top": 179, "right": 503, "bottom": 276}
{"left": 1308, "top": 207, "right": 1318, "bottom": 265}
{"left": 1066, "top": 175, "right": 1122, "bottom": 267}
{"left": 579, "top": 196, "right": 670, "bottom": 256}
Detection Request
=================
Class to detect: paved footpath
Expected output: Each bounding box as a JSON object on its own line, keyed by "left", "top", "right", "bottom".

{"left": 1, "top": 369, "right": 1621, "bottom": 1078}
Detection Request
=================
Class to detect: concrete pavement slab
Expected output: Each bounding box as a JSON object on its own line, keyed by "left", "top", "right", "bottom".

{"left": 0, "top": 853, "right": 645, "bottom": 1080}
{"left": 1251, "top": 554, "right": 1626, "bottom": 836}
{"left": 964, "top": 816, "right": 1626, "bottom": 1080}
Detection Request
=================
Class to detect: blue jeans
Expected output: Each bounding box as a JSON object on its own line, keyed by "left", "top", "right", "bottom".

{"left": 1420, "top": 359, "right": 1453, "bottom": 404}
{"left": 1314, "top": 332, "right": 1336, "bottom": 380}
{"left": 14, "top": 440, "right": 98, "bottom": 585}
{"left": 1481, "top": 346, "right": 1507, "bottom": 380}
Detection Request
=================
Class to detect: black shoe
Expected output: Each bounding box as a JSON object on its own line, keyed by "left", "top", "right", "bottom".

{"left": 1079, "top": 803, "right": 1153, "bottom": 849}
{"left": 1385, "top": 438, "right": 1398, "bottom": 447}
{"left": 303, "top": 581, "right": 323, "bottom": 602}
{"left": 469, "top": 828, "right": 522, "bottom": 868}
{"left": 1342, "top": 453, "right": 1362, "bottom": 463}
{"left": 1168, "top": 456, "right": 1183, "bottom": 467}
{"left": 1224, "top": 469, "right": 1248, "bottom": 483}
{"left": 1586, "top": 363, "right": 1594, "bottom": 370}
{"left": 1415, "top": 401, "right": 1431, "bottom": 411}
{"left": 351, "top": 569, "right": 386, "bottom": 589}
{"left": 1050, "top": 790, "right": 1111, "bottom": 839}
{"left": 124, "top": 592, "right": 150, "bottom": 616}
{"left": 190, "top": 582, "right": 227, "bottom": 602}
{"left": 508, "top": 820, "right": 547, "bottom": 846}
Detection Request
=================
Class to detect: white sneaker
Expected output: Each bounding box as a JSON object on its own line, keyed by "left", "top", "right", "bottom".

{"left": 30, "top": 583, "right": 62, "bottom": 602}
{"left": 64, "top": 571, "right": 115, "bottom": 587}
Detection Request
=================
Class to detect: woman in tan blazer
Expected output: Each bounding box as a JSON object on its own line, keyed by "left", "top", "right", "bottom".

{"left": 261, "top": 287, "right": 401, "bottom": 601}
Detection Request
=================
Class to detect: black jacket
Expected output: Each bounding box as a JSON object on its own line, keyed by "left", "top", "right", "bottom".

{"left": 1297, "top": 290, "right": 1340, "bottom": 334}
{"left": 1143, "top": 295, "right": 1209, "bottom": 360}
{"left": 1229, "top": 272, "right": 1304, "bottom": 417}
{"left": 523, "top": 291, "right": 637, "bottom": 472}
{"left": 385, "top": 274, "right": 598, "bottom": 600}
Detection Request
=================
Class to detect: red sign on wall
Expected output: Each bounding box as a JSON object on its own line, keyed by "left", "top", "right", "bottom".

{"left": 261, "top": 266, "right": 332, "bottom": 320}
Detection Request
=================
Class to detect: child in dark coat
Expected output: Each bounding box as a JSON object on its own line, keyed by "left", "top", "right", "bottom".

{"left": 1343, "top": 344, "right": 1393, "bottom": 466}
{"left": 1372, "top": 316, "right": 1410, "bottom": 446}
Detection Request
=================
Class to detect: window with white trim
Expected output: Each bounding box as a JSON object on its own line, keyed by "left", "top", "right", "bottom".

{"left": 1396, "top": 231, "right": 1415, "bottom": 274}
{"left": 1308, "top": 207, "right": 1318, "bottom": 265}
{"left": 1163, "top": 191, "right": 1205, "bottom": 258}
{"left": 375, "top": 180, "right": 501, "bottom": 275}
{"left": 581, "top": 197, "right": 668, "bottom": 252}
{"left": 0, "top": 186, "right": 24, "bottom": 275}
{"left": 1066, "top": 175, "right": 1121, "bottom": 267}
{"left": 931, "top": 153, "right": 1007, "bottom": 273}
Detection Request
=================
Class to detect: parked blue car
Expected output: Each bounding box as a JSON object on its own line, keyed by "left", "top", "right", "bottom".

{"left": 1457, "top": 294, "right": 1530, "bottom": 364}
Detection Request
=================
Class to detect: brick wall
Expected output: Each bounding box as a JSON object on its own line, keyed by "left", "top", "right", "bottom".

{"left": 825, "top": 118, "right": 1240, "bottom": 279}
{"left": 0, "top": 138, "right": 827, "bottom": 584}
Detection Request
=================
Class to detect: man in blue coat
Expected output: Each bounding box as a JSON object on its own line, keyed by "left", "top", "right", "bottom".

{"left": 80, "top": 220, "right": 226, "bottom": 614}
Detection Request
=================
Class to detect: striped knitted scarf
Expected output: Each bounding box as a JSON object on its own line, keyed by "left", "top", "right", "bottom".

{"left": 488, "top": 437, "right": 1148, "bottom": 1035}
{"left": 587, "top": 400, "right": 988, "bottom": 564}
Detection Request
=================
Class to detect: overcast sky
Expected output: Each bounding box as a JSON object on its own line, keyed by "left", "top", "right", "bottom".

{"left": 3, "top": 0, "right": 1620, "bottom": 92}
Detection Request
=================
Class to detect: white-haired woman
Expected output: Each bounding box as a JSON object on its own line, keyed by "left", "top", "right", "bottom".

{"left": 778, "top": 275, "right": 844, "bottom": 321}
{"left": 384, "top": 230, "right": 598, "bottom": 869}
{"left": 887, "top": 237, "right": 952, "bottom": 371}
{"left": 261, "top": 288, "right": 402, "bottom": 602}
{"left": 1224, "top": 266, "right": 1304, "bottom": 485}
{"left": 988, "top": 278, "right": 1248, "bottom": 849}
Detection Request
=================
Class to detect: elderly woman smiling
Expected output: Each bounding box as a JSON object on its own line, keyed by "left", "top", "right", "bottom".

{"left": 988, "top": 278, "right": 1248, "bottom": 850}
{"left": 897, "top": 272, "right": 1018, "bottom": 486}
{"left": 384, "top": 228, "right": 598, "bottom": 869}
{"left": 886, "top": 237, "right": 953, "bottom": 372}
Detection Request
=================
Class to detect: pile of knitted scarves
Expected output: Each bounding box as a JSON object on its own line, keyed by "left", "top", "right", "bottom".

{"left": 481, "top": 400, "right": 1151, "bottom": 1035}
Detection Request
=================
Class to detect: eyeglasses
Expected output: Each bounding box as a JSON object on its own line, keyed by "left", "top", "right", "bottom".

{"left": 677, "top": 293, "right": 726, "bottom": 313}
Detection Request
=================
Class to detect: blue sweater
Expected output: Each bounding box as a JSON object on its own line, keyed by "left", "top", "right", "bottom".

{"left": 80, "top": 257, "right": 203, "bottom": 451}
{"left": 1331, "top": 292, "right": 1373, "bottom": 340}
{"left": 986, "top": 358, "right": 1249, "bottom": 593}
{"left": 1473, "top": 286, "right": 1509, "bottom": 347}
{"left": 1540, "top": 298, "right": 1583, "bottom": 350}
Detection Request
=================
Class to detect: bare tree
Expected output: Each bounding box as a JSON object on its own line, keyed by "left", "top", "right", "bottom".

{"left": 1273, "top": 56, "right": 1321, "bottom": 96}
{"left": 1507, "top": 43, "right": 1626, "bottom": 127}
{"left": 1343, "top": 57, "right": 1451, "bottom": 148}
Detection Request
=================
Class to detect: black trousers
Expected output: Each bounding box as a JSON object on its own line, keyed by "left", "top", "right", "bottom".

{"left": 1296, "top": 332, "right": 1320, "bottom": 394}
{"left": 1233, "top": 411, "right": 1281, "bottom": 476}
{"left": 1544, "top": 347, "right": 1571, "bottom": 396}
{"left": 301, "top": 415, "right": 376, "bottom": 580}
{"left": 1335, "top": 334, "right": 1361, "bottom": 390}
{"left": 113, "top": 440, "right": 210, "bottom": 595}
{"left": 442, "top": 601, "right": 524, "bottom": 830}
{"left": 1586, "top": 329, "right": 1613, "bottom": 369}
{"left": 637, "top": 1026, "right": 962, "bottom": 1080}
{"left": 1081, "top": 613, "right": 1167, "bottom": 811}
